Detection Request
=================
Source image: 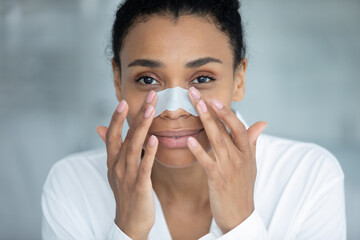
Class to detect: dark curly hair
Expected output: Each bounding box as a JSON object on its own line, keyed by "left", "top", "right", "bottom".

{"left": 111, "top": 0, "right": 246, "bottom": 73}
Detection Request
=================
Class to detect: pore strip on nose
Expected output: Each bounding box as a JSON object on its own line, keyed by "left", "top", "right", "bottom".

{"left": 154, "top": 87, "right": 198, "bottom": 117}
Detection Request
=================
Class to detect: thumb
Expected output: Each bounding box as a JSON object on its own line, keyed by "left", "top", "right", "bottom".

{"left": 247, "top": 121, "right": 267, "bottom": 147}
{"left": 96, "top": 125, "right": 108, "bottom": 144}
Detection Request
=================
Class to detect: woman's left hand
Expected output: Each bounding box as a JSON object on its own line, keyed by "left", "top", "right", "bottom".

{"left": 187, "top": 86, "right": 267, "bottom": 234}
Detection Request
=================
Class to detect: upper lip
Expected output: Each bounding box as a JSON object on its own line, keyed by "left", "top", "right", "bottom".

{"left": 152, "top": 128, "right": 203, "bottom": 137}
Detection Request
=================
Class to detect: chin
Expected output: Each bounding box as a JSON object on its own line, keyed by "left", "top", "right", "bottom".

{"left": 154, "top": 147, "right": 198, "bottom": 168}
{"left": 153, "top": 136, "right": 211, "bottom": 168}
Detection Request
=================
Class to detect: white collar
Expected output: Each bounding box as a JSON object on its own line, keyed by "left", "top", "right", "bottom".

{"left": 231, "top": 108, "right": 249, "bottom": 129}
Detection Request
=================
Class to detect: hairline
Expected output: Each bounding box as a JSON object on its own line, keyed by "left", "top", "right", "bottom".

{"left": 116, "top": 11, "right": 238, "bottom": 75}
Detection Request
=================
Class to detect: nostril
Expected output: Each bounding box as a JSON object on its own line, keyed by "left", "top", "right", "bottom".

{"left": 158, "top": 109, "right": 191, "bottom": 120}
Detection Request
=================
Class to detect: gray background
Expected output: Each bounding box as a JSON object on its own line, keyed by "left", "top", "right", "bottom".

{"left": 1, "top": 0, "right": 359, "bottom": 239}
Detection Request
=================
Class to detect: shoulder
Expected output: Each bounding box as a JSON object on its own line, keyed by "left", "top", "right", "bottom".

{"left": 42, "top": 148, "right": 108, "bottom": 196}
{"left": 256, "top": 134, "right": 344, "bottom": 189}
{"left": 41, "top": 148, "right": 114, "bottom": 239}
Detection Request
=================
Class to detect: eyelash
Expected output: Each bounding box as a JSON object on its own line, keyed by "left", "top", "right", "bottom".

{"left": 134, "top": 74, "right": 216, "bottom": 86}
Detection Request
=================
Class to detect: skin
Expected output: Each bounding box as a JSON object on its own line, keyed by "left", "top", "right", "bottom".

{"left": 96, "top": 14, "right": 267, "bottom": 240}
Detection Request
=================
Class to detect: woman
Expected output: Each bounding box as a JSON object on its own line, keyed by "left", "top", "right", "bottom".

{"left": 41, "top": 0, "right": 346, "bottom": 239}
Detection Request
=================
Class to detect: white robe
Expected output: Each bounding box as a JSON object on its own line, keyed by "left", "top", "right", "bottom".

{"left": 41, "top": 110, "right": 346, "bottom": 239}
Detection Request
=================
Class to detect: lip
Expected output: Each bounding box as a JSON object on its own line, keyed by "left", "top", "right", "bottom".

{"left": 152, "top": 128, "right": 204, "bottom": 148}
{"left": 152, "top": 128, "right": 203, "bottom": 137}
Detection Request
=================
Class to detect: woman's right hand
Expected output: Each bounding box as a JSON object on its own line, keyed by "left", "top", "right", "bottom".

{"left": 96, "top": 90, "right": 158, "bottom": 240}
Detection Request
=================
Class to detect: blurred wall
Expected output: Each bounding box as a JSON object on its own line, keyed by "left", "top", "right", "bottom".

{"left": 0, "top": 0, "right": 359, "bottom": 239}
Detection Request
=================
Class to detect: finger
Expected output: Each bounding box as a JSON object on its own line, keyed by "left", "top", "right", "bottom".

{"left": 122, "top": 90, "right": 157, "bottom": 178}
{"left": 106, "top": 100, "right": 128, "bottom": 168}
{"left": 96, "top": 125, "right": 107, "bottom": 143}
{"left": 210, "top": 98, "right": 252, "bottom": 152}
{"left": 247, "top": 121, "right": 267, "bottom": 149}
{"left": 137, "top": 135, "right": 158, "bottom": 185}
{"left": 187, "top": 136, "right": 218, "bottom": 180}
{"left": 188, "top": 87, "right": 229, "bottom": 163}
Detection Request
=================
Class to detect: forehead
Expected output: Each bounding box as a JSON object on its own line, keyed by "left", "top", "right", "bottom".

{"left": 120, "top": 14, "right": 233, "bottom": 67}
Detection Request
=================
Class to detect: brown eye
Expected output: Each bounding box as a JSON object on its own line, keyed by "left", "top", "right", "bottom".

{"left": 135, "top": 76, "right": 159, "bottom": 85}
{"left": 192, "top": 75, "right": 216, "bottom": 84}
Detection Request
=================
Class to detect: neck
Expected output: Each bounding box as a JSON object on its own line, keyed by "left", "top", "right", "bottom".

{"left": 151, "top": 157, "right": 210, "bottom": 209}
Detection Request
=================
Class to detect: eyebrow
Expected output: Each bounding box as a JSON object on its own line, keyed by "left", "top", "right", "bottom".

{"left": 127, "top": 57, "right": 223, "bottom": 68}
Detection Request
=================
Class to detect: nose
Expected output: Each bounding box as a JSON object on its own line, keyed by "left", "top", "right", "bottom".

{"left": 158, "top": 108, "right": 191, "bottom": 120}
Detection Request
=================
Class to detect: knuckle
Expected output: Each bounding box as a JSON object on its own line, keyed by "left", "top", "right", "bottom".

{"left": 234, "top": 158, "right": 245, "bottom": 169}
{"left": 110, "top": 112, "right": 124, "bottom": 127}
{"left": 239, "top": 126, "right": 247, "bottom": 135}
{"left": 209, "top": 172, "right": 224, "bottom": 187}
{"left": 216, "top": 118, "right": 226, "bottom": 128}
{"left": 205, "top": 162, "right": 216, "bottom": 173}
{"left": 139, "top": 166, "right": 150, "bottom": 180}
{"left": 113, "top": 166, "right": 123, "bottom": 179}
{"left": 113, "top": 161, "right": 124, "bottom": 178}
{"left": 139, "top": 157, "right": 149, "bottom": 168}
{"left": 138, "top": 102, "right": 148, "bottom": 116}
{"left": 135, "top": 181, "right": 146, "bottom": 192}
{"left": 126, "top": 144, "right": 137, "bottom": 155}
{"left": 123, "top": 171, "right": 138, "bottom": 188}
{"left": 230, "top": 134, "right": 237, "bottom": 143}
{"left": 126, "top": 127, "right": 136, "bottom": 140}
{"left": 232, "top": 138, "right": 242, "bottom": 148}
{"left": 105, "top": 129, "right": 114, "bottom": 143}
{"left": 222, "top": 107, "right": 232, "bottom": 117}
{"left": 106, "top": 156, "right": 115, "bottom": 169}
{"left": 233, "top": 125, "right": 246, "bottom": 138}
{"left": 233, "top": 127, "right": 244, "bottom": 137}
{"left": 138, "top": 164, "right": 148, "bottom": 175}
{"left": 112, "top": 111, "right": 121, "bottom": 121}
{"left": 243, "top": 145, "right": 252, "bottom": 155}
{"left": 122, "top": 181, "right": 134, "bottom": 193}
{"left": 137, "top": 179, "right": 146, "bottom": 190}
{"left": 214, "top": 136, "right": 226, "bottom": 147}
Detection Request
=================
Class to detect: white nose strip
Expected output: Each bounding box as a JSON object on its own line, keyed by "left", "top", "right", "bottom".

{"left": 154, "top": 87, "right": 198, "bottom": 117}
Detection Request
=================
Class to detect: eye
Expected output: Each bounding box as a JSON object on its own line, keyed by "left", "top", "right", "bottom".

{"left": 192, "top": 75, "right": 216, "bottom": 84}
{"left": 135, "top": 76, "right": 159, "bottom": 85}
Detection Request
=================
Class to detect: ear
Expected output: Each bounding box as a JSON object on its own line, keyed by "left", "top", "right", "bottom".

{"left": 112, "top": 58, "right": 122, "bottom": 102}
{"left": 232, "top": 58, "right": 247, "bottom": 102}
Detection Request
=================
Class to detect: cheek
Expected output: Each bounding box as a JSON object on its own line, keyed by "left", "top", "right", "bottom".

{"left": 201, "top": 86, "right": 233, "bottom": 107}
{"left": 124, "top": 93, "right": 145, "bottom": 126}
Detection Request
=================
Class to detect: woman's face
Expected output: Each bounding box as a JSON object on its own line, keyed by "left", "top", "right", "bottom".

{"left": 113, "top": 14, "right": 246, "bottom": 168}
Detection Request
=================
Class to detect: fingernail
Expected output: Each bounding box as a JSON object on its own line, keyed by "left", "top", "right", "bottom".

{"left": 144, "top": 105, "right": 153, "bottom": 118}
{"left": 198, "top": 100, "right": 207, "bottom": 113}
{"left": 211, "top": 98, "right": 223, "bottom": 109}
{"left": 117, "top": 100, "right": 126, "bottom": 113}
{"left": 146, "top": 90, "right": 156, "bottom": 103}
{"left": 149, "top": 135, "right": 156, "bottom": 146}
{"left": 189, "top": 87, "right": 201, "bottom": 100}
{"left": 187, "top": 137, "right": 197, "bottom": 147}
